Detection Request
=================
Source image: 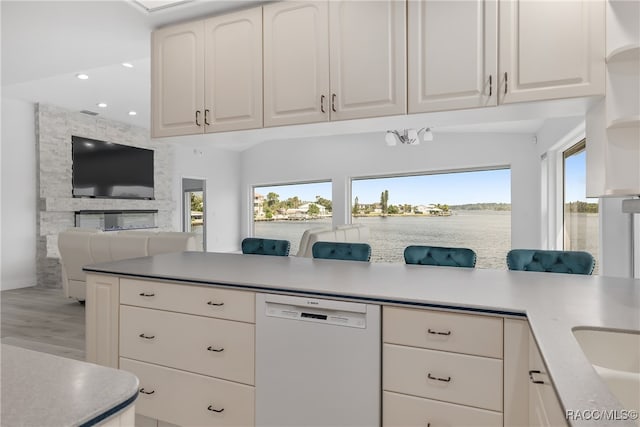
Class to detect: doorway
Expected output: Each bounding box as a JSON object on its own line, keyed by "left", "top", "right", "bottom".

{"left": 182, "top": 178, "right": 206, "bottom": 251}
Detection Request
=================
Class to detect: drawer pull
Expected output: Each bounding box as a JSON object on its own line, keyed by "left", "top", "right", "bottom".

{"left": 427, "top": 328, "right": 451, "bottom": 336}
{"left": 139, "top": 388, "right": 155, "bottom": 395}
{"left": 207, "top": 346, "right": 224, "bottom": 352}
{"left": 207, "top": 405, "right": 224, "bottom": 413}
{"left": 427, "top": 373, "right": 451, "bottom": 383}
{"left": 207, "top": 301, "right": 224, "bottom": 306}
{"left": 139, "top": 333, "right": 155, "bottom": 340}
{"left": 529, "top": 369, "right": 545, "bottom": 384}
{"left": 139, "top": 292, "right": 155, "bottom": 297}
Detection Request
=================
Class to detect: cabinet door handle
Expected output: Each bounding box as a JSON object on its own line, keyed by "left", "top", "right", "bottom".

{"left": 139, "top": 388, "right": 155, "bottom": 395}
{"left": 504, "top": 72, "right": 508, "bottom": 95}
{"left": 195, "top": 110, "right": 202, "bottom": 126}
{"left": 427, "top": 373, "right": 451, "bottom": 383}
{"left": 320, "top": 95, "right": 326, "bottom": 113}
{"left": 207, "top": 301, "right": 224, "bottom": 306}
{"left": 331, "top": 93, "right": 337, "bottom": 112}
{"left": 427, "top": 328, "right": 451, "bottom": 336}
{"left": 207, "top": 346, "right": 224, "bottom": 352}
{"left": 139, "top": 333, "right": 155, "bottom": 340}
{"left": 205, "top": 109, "right": 211, "bottom": 126}
{"left": 139, "top": 292, "right": 155, "bottom": 297}
{"left": 207, "top": 405, "right": 224, "bottom": 413}
{"left": 489, "top": 74, "right": 492, "bottom": 97}
{"left": 529, "top": 369, "right": 545, "bottom": 384}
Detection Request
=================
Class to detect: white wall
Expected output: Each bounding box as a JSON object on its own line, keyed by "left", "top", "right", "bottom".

{"left": 240, "top": 132, "right": 541, "bottom": 250}
{"left": 1, "top": 98, "right": 37, "bottom": 290}
{"left": 173, "top": 145, "right": 241, "bottom": 252}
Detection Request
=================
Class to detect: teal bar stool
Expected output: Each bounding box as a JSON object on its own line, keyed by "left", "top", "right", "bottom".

{"left": 241, "top": 238, "right": 290, "bottom": 256}
{"left": 312, "top": 242, "right": 371, "bottom": 262}
{"left": 506, "top": 249, "right": 595, "bottom": 275}
{"left": 404, "top": 245, "right": 477, "bottom": 268}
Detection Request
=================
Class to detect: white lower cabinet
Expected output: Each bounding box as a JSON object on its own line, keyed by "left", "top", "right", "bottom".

{"left": 383, "top": 391, "right": 503, "bottom": 426}
{"left": 120, "top": 358, "right": 254, "bottom": 427}
{"left": 383, "top": 344, "right": 503, "bottom": 411}
{"left": 382, "top": 306, "right": 505, "bottom": 426}
{"left": 529, "top": 331, "right": 568, "bottom": 427}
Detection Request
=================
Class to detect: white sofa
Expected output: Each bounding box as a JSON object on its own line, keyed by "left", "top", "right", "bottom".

{"left": 296, "top": 224, "right": 370, "bottom": 257}
{"left": 58, "top": 229, "right": 198, "bottom": 301}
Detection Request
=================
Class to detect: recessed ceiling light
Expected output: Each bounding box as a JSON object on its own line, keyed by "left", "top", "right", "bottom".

{"left": 128, "top": 111, "right": 137, "bottom": 116}
{"left": 76, "top": 73, "right": 89, "bottom": 80}
{"left": 122, "top": 62, "right": 134, "bottom": 68}
{"left": 97, "top": 103, "right": 108, "bottom": 108}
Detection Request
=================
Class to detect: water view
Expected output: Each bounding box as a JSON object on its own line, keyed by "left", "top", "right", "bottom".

{"left": 254, "top": 211, "right": 599, "bottom": 270}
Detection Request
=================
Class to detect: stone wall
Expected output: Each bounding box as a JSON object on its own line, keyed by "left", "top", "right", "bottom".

{"left": 36, "top": 104, "right": 175, "bottom": 288}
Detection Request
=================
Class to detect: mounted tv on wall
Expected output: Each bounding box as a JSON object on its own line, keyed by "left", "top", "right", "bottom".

{"left": 72, "top": 136, "right": 154, "bottom": 200}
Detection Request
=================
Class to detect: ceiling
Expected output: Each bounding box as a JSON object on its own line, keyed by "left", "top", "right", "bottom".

{"left": 1, "top": 0, "right": 585, "bottom": 150}
{"left": 1, "top": 0, "right": 264, "bottom": 128}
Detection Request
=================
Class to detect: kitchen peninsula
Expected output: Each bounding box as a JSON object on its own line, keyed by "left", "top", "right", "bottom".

{"left": 84, "top": 252, "right": 640, "bottom": 427}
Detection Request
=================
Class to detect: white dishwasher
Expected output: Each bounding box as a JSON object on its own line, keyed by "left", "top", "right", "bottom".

{"left": 255, "top": 293, "right": 381, "bottom": 427}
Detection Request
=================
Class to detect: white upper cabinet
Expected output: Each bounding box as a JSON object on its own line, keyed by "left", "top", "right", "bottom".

{"left": 151, "top": 21, "right": 205, "bottom": 138}
{"left": 499, "top": 0, "right": 605, "bottom": 104}
{"left": 263, "top": 1, "right": 330, "bottom": 127}
{"left": 152, "top": 7, "right": 262, "bottom": 137}
{"left": 408, "top": 0, "right": 497, "bottom": 113}
{"left": 329, "top": 0, "right": 406, "bottom": 121}
{"left": 204, "top": 8, "right": 263, "bottom": 133}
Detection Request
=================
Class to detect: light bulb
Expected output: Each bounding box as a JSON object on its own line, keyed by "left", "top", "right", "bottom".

{"left": 422, "top": 128, "right": 434, "bottom": 142}
{"left": 385, "top": 131, "right": 397, "bottom": 146}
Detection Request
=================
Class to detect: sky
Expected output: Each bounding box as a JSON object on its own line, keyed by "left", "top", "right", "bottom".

{"left": 565, "top": 150, "right": 591, "bottom": 203}
{"left": 255, "top": 148, "right": 593, "bottom": 206}
{"left": 256, "top": 169, "right": 512, "bottom": 206}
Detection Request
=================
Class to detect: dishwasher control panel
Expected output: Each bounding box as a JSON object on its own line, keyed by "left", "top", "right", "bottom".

{"left": 264, "top": 300, "right": 367, "bottom": 328}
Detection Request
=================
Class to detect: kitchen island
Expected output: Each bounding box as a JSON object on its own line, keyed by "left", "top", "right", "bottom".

{"left": 84, "top": 251, "right": 640, "bottom": 427}
{"left": 1, "top": 344, "right": 138, "bottom": 426}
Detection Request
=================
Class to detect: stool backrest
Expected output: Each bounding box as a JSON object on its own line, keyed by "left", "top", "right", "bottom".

{"left": 506, "top": 249, "right": 595, "bottom": 275}
{"left": 404, "top": 245, "right": 477, "bottom": 268}
{"left": 241, "top": 238, "right": 291, "bottom": 257}
{"left": 312, "top": 241, "right": 371, "bottom": 262}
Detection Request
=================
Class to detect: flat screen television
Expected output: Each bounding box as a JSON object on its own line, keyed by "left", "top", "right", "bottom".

{"left": 72, "top": 136, "right": 154, "bottom": 200}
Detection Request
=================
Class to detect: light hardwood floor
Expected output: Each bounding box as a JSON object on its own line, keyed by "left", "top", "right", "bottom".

{"left": 1, "top": 287, "right": 85, "bottom": 360}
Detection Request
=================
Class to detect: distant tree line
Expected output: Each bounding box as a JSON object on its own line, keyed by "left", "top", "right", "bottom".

{"left": 260, "top": 192, "right": 332, "bottom": 219}
{"left": 449, "top": 203, "right": 511, "bottom": 211}
{"left": 565, "top": 201, "right": 599, "bottom": 213}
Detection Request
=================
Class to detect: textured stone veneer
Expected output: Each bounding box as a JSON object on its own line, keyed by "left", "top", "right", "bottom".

{"left": 36, "top": 104, "right": 175, "bottom": 288}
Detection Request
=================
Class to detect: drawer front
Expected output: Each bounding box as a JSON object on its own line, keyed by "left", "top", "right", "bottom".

{"left": 120, "top": 358, "right": 254, "bottom": 427}
{"left": 120, "top": 305, "right": 255, "bottom": 385}
{"left": 383, "top": 343, "right": 503, "bottom": 411}
{"left": 120, "top": 278, "right": 255, "bottom": 323}
{"left": 383, "top": 306, "right": 503, "bottom": 358}
{"left": 383, "top": 391, "right": 503, "bottom": 427}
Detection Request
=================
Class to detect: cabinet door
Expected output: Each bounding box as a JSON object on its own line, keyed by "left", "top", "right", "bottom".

{"left": 499, "top": 0, "right": 605, "bottom": 104}
{"left": 528, "top": 331, "right": 568, "bottom": 427}
{"left": 329, "top": 0, "right": 406, "bottom": 121}
{"left": 204, "top": 8, "right": 262, "bottom": 133}
{"left": 151, "top": 21, "right": 205, "bottom": 137}
{"left": 263, "top": 1, "right": 329, "bottom": 127}
{"left": 85, "top": 274, "right": 119, "bottom": 368}
{"left": 408, "top": 0, "right": 497, "bottom": 113}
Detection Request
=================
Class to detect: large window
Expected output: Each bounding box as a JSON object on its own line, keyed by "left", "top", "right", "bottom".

{"left": 253, "top": 181, "right": 332, "bottom": 255}
{"left": 351, "top": 169, "right": 511, "bottom": 268}
{"left": 563, "top": 140, "right": 599, "bottom": 272}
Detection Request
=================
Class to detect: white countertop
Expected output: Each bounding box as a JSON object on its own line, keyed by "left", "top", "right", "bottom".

{"left": 1, "top": 345, "right": 139, "bottom": 426}
{"left": 85, "top": 251, "right": 640, "bottom": 426}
